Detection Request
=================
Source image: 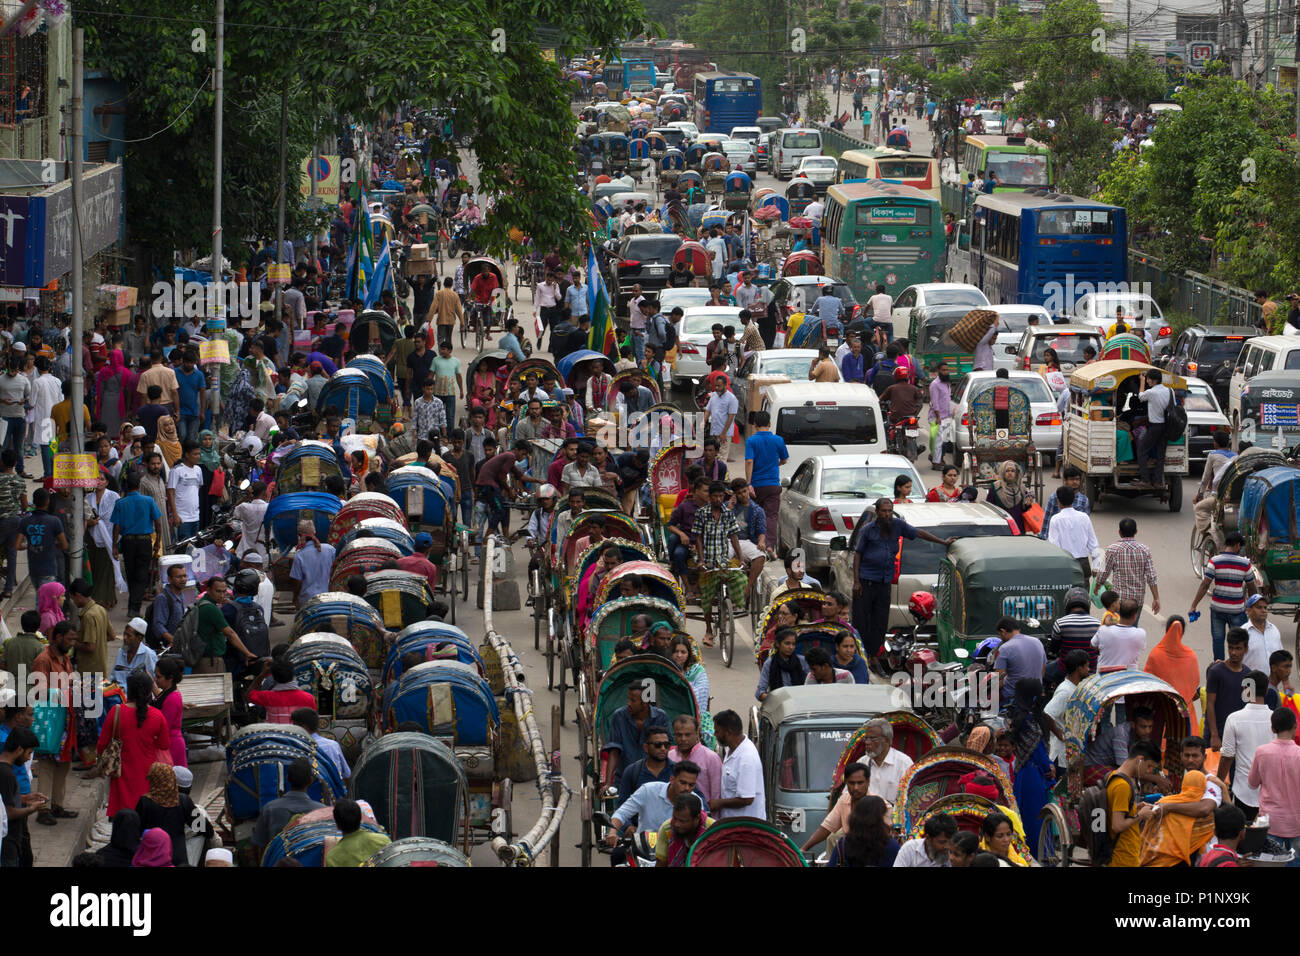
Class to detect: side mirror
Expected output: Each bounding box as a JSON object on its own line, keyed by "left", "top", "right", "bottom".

{"left": 829, "top": 535, "right": 848, "bottom": 552}
{"left": 1004, "top": 345, "right": 1017, "bottom": 354}
{"left": 780, "top": 477, "right": 791, "bottom": 489}
{"left": 953, "top": 647, "right": 970, "bottom": 659}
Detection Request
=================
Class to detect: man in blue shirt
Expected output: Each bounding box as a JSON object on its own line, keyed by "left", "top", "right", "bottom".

{"left": 110, "top": 472, "right": 164, "bottom": 617}
{"left": 744, "top": 409, "right": 788, "bottom": 551}
{"left": 852, "top": 498, "right": 953, "bottom": 656}
{"left": 1038, "top": 465, "right": 1092, "bottom": 540}
{"left": 601, "top": 681, "right": 668, "bottom": 793}
{"left": 498, "top": 319, "right": 527, "bottom": 362}
{"left": 174, "top": 349, "right": 208, "bottom": 445}
{"left": 18, "top": 489, "right": 67, "bottom": 589}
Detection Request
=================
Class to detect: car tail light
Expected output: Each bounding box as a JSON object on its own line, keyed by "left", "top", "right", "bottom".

{"left": 1158, "top": 326, "right": 1171, "bottom": 337}
{"left": 678, "top": 343, "right": 699, "bottom": 355}
{"left": 1036, "top": 413, "right": 1060, "bottom": 426}
{"left": 844, "top": 514, "right": 855, "bottom": 529}
{"left": 960, "top": 413, "right": 969, "bottom": 427}
{"left": 618, "top": 259, "right": 640, "bottom": 269}
{"left": 810, "top": 508, "right": 835, "bottom": 532}
{"left": 1006, "top": 517, "right": 1021, "bottom": 535}
{"left": 1187, "top": 361, "right": 1198, "bottom": 373}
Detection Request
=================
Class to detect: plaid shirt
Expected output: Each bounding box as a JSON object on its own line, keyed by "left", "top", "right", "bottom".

{"left": 691, "top": 504, "right": 739, "bottom": 566}
{"left": 411, "top": 395, "right": 448, "bottom": 440}
{"left": 1099, "top": 538, "right": 1157, "bottom": 604}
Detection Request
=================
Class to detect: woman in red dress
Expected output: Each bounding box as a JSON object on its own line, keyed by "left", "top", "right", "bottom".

{"left": 98, "top": 671, "right": 172, "bottom": 818}
{"left": 926, "top": 464, "right": 963, "bottom": 502}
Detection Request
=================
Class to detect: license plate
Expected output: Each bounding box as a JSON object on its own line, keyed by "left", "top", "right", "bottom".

{"left": 646, "top": 266, "right": 667, "bottom": 275}
{"left": 905, "top": 428, "right": 919, "bottom": 437}
{"left": 881, "top": 234, "right": 897, "bottom": 243}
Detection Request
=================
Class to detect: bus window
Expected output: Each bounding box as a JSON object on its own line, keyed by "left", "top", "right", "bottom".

{"left": 986, "top": 152, "right": 1048, "bottom": 187}
{"left": 877, "top": 160, "right": 932, "bottom": 180}
{"left": 1036, "top": 208, "right": 1114, "bottom": 236}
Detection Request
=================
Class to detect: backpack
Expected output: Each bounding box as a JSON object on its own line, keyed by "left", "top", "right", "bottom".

{"left": 1076, "top": 770, "right": 1137, "bottom": 867}
{"left": 658, "top": 313, "right": 678, "bottom": 352}
{"left": 1164, "top": 392, "right": 1188, "bottom": 442}
{"left": 1197, "top": 846, "right": 1240, "bottom": 867}
{"left": 163, "top": 603, "right": 206, "bottom": 669}
{"left": 231, "top": 598, "right": 270, "bottom": 659}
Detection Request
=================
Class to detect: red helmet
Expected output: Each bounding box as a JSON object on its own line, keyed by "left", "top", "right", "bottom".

{"left": 908, "top": 591, "right": 936, "bottom": 621}
{"left": 893, "top": 366, "right": 909, "bottom": 380}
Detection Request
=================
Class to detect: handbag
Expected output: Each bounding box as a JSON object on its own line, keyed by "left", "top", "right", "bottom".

{"left": 32, "top": 698, "right": 67, "bottom": 757}
{"left": 94, "top": 705, "right": 123, "bottom": 778}
{"left": 1022, "top": 501, "right": 1045, "bottom": 534}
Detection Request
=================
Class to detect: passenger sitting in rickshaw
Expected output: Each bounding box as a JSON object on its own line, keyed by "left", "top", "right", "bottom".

{"left": 756, "top": 628, "right": 810, "bottom": 701}
{"left": 729, "top": 480, "right": 766, "bottom": 593}
{"left": 583, "top": 359, "right": 615, "bottom": 416}
{"left": 640, "top": 620, "right": 676, "bottom": 657}
{"left": 564, "top": 515, "right": 608, "bottom": 573}
{"left": 668, "top": 477, "right": 711, "bottom": 587}
{"left": 542, "top": 403, "right": 576, "bottom": 441}
{"left": 1085, "top": 704, "right": 1173, "bottom": 793}
{"left": 601, "top": 679, "right": 669, "bottom": 793}
{"left": 616, "top": 377, "right": 656, "bottom": 416}
{"left": 759, "top": 601, "right": 809, "bottom": 660}
{"left": 813, "top": 590, "right": 858, "bottom": 639}
{"left": 576, "top": 542, "right": 624, "bottom": 629}
{"left": 772, "top": 553, "right": 821, "bottom": 598}
{"left": 520, "top": 371, "right": 550, "bottom": 402}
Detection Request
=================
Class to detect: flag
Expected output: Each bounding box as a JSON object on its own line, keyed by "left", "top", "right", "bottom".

{"left": 586, "top": 241, "right": 617, "bottom": 361}
{"left": 346, "top": 198, "right": 374, "bottom": 302}
{"left": 364, "top": 237, "right": 392, "bottom": 309}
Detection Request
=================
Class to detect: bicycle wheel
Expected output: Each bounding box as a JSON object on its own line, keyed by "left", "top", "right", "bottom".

{"left": 460, "top": 531, "right": 471, "bottom": 600}
{"left": 532, "top": 568, "right": 541, "bottom": 650}
{"left": 720, "top": 591, "right": 735, "bottom": 668}
{"left": 476, "top": 312, "right": 486, "bottom": 351}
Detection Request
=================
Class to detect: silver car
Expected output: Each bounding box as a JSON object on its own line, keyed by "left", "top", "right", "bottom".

{"left": 951, "top": 370, "right": 1062, "bottom": 461}
{"left": 1184, "top": 376, "right": 1230, "bottom": 467}
{"left": 722, "top": 140, "right": 757, "bottom": 175}
{"left": 732, "top": 348, "right": 821, "bottom": 434}
{"left": 777, "top": 454, "right": 926, "bottom": 571}
{"left": 828, "top": 500, "right": 1019, "bottom": 628}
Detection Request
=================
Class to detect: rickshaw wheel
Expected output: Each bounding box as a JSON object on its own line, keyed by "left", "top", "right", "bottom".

{"left": 720, "top": 593, "right": 735, "bottom": 668}
{"left": 1036, "top": 804, "right": 1072, "bottom": 867}
{"left": 1167, "top": 476, "right": 1183, "bottom": 512}
{"left": 1190, "top": 527, "right": 1215, "bottom": 579}
{"left": 532, "top": 570, "right": 543, "bottom": 650}
{"left": 476, "top": 317, "right": 486, "bottom": 352}
{"left": 448, "top": 578, "right": 458, "bottom": 625}
{"left": 460, "top": 531, "right": 471, "bottom": 600}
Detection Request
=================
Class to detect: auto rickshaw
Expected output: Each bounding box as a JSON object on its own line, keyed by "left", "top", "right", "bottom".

{"left": 908, "top": 304, "right": 983, "bottom": 382}
{"left": 1238, "top": 465, "right": 1300, "bottom": 613}
{"left": 576, "top": 654, "right": 699, "bottom": 866}
{"left": 1237, "top": 370, "right": 1300, "bottom": 454}
{"left": 724, "top": 170, "right": 752, "bottom": 211}
{"left": 1037, "top": 670, "right": 1191, "bottom": 866}
{"left": 748, "top": 684, "right": 912, "bottom": 844}
{"left": 1059, "top": 360, "right": 1189, "bottom": 510}
{"left": 958, "top": 379, "right": 1044, "bottom": 497}
{"left": 786, "top": 178, "right": 816, "bottom": 216}
{"left": 659, "top": 148, "right": 685, "bottom": 189}
{"left": 934, "top": 536, "right": 1085, "bottom": 663}
{"left": 1189, "top": 448, "right": 1288, "bottom": 578}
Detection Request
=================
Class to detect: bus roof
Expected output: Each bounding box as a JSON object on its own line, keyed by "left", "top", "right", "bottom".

{"left": 841, "top": 146, "right": 931, "bottom": 162}
{"left": 692, "top": 71, "right": 760, "bottom": 81}
{"left": 963, "top": 135, "right": 1048, "bottom": 151}
{"left": 972, "top": 191, "right": 1123, "bottom": 215}
{"left": 826, "top": 180, "right": 934, "bottom": 204}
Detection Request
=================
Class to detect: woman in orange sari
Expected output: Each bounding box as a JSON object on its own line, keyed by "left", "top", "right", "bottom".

{"left": 1143, "top": 615, "right": 1200, "bottom": 717}
{"left": 1139, "top": 770, "right": 1215, "bottom": 866}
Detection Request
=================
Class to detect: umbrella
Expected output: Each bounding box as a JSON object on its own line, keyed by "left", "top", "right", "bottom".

{"left": 409, "top": 203, "right": 435, "bottom": 216}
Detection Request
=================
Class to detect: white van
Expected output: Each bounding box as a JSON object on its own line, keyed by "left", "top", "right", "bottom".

{"left": 759, "top": 382, "right": 886, "bottom": 481}
{"left": 773, "top": 128, "right": 823, "bottom": 180}
{"left": 1228, "top": 335, "right": 1300, "bottom": 425}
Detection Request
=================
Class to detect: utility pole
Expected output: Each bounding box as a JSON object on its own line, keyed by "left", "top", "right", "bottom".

{"left": 69, "top": 28, "right": 84, "bottom": 573}
{"left": 1295, "top": 10, "right": 1300, "bottom": 138}
{"left": 211, "top": 0, "right": 224, "bottom": 322}
{"left": 274, "top": 77, "right": 288, "bottom": 318}
{"left": 1127, "top": 0, "right": 1132, "bottom": 54}
{"left": 309, "top": 96, "right": 318, "bottom": 267}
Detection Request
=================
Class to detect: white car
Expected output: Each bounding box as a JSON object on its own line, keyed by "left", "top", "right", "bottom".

{"left": 675, "top": 305, "right": 745, "bottom": 384}
{"left": 667, "top": 120, "right": 699, "bottom": 142}
{"left": 794, "top": 155, "right": 838, "bottom": 193}
{"left": 762, "top": 382, "right": 887, "bottom": 481}
{"left": 951, "top": 370, "right": 1062, "bottom": 461}
{"left": 1072, "top": 292, "right": 1171, "bottom": 355}
{"left": 1183, "top": 376, "right": 1231, "bottom": 467}
{"left": 657, "top": 287, "right": 715, "bottom": 316}
{"left": 976, "top": 109, "right": 1005, "bottom": 134}
{"left": 889, "top": 283, "right": 989, "bottom": 338}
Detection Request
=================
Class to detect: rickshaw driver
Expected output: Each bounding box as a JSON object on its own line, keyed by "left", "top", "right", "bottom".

{"left": 851, "top": 499, "right": 954, "bottom": 656}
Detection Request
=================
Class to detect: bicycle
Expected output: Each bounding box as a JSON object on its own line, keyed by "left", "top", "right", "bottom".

{"left": 699, "top": 560, "right": 744, "bottom": 668}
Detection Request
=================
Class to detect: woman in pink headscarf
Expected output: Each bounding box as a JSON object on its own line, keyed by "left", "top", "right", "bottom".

{"left": 38, "top": 580, "right": 65, "bottom": 635}
{"left": 95, "top": 349, "right": 135, "bottom": 438}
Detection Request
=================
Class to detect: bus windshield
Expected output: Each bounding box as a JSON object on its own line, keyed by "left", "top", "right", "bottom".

{"left": 776, "top": 405, "right": 878, "bottom": 445}
{"left": 1036, "top": 208, "right": 1115, "bottom": 236}
{"left": 877, "top": 159, "right": 932, "bottom": 180}
{"left": 985, "top": 151, "right": 1049, "bottom": 187}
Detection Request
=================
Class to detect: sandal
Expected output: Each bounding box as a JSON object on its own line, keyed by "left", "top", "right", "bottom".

{"left": 703, "top": 635, "right": 715, "bottom": 647}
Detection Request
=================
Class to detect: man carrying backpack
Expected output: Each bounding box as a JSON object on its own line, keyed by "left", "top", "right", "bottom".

{"left": 647, "top": 306, "right": 677, "bottom": 357}
{"left": 193, "top": 575, "right": 259, "bottom": 674}
{"left": 1096, "top": 739, "right": 1161, "bottom": 866}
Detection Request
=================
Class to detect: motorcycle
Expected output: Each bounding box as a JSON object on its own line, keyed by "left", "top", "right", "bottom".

{"left": 447, "top": 220, "right": 481, "bottom": 257}
{"left": 592, "top": 809, "right": 656, "bottom": 867}
{"left": 882, "top": 400, "right": 921, "bottom": 461}
{"left": 872, "top": 591, "right": 970, "bottom": 728}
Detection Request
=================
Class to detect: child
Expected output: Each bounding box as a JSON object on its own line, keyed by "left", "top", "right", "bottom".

{"left": 1197, "top": 804, "right": 1247, "bottom": 867}
{"left": 1099, "top": 590, "right": 1120, "bottom": 626}
{"left": 1267, "top": 649, "right": 1294, "bottom": 708}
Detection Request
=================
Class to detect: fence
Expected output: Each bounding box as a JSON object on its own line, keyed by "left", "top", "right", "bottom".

{"left": 1129, "top": 249, "right": 1264, "bottom": 329}
{"left": 812, "top": 120, "right": 872, "bottom": 159}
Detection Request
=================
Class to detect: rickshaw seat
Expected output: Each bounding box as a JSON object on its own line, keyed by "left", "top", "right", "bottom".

{"left": 658, "top": 493, "right": 676, "bottom": 524}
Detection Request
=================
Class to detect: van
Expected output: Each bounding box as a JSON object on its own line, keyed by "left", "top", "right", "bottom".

{"left": 759, "top": 382, "right": 885, "bottom": 481}
{"left": 1228, "top": 335, "right": 1300, "bottom": 430}
{"left": 774, "top": 128, "right": 823, "bottom": 180}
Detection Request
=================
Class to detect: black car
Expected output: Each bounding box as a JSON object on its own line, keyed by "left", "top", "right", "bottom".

{"left": 609, "top": 233, "right": 683, "bottom": 318}
{"left": 1158, "top": 324, "right": 1255, "bottom": 407}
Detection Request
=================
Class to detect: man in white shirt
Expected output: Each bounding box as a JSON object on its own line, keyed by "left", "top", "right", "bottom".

{"left": 1091, "top": 598, "right": 1146, "bottom": 671}
{"left": 704, "top": 376, "right": 739, "bottom": 445}
{"left": 803, "top": 198, "right": 825, "bottom": 223}
{"left": 712, "top": 710, "right": 765, "bottom": 820}
{"left": 1220, "top": 672, "right": 1274, "bottom": 820}
{"left": 705, "top": 227, "right": 728, "bottom": 281}
{"left": 866, "top": 284, "right": 893, "bottom": 328}
{"left": 165, "top": 441, "right": 204, "bottom": 540}
{"left": 1135, "top": 368, "right": 1173, "bottom": 486}
{"left": 1045, "top": 650, "right": 1091, "bottom": 769}
{"left": 858, "top": 716, "right": 914, "bottom": 805}
{"left": 894, "top": 815, "right": 956, "bottom": 867}
{"left": 30, "top": 357, "right": 61, "bottom": 479}
{"left": 1241, "top": 594, "right": 1284, "bottom": 675}
{"left": 734, "top": 273, "right": 763, "bottom": 313}
{"left": 232, "top": 480, "right": 270, "bottom": 564}
{"left": 1046, "top": 486, "right": 1099, "bottom": 576}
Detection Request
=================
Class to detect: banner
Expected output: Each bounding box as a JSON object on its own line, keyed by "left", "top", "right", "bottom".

{"left": 300, "top": 154, "right": 341, "bottom": 203}
{"left": 199, "top": 338, "right": 230, "bottom": 364}
{"left": 268, "top": 263, "right": 292, "bottom": 284}
{"left": 53, "top": 453, "right": 99, "bottom": 488}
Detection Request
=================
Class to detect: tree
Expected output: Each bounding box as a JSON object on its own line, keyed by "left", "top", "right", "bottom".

{"left": 682, "top": 0, "right": 787, "bottom": 112}
{"left": 805, "top": 3, "right": 882, "bottom": 119}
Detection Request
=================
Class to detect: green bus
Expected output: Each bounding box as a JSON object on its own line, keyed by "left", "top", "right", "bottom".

{"left": 939, "top": 134, "right": 1054, "bottom": 216}
{"left": 822, "top": 180, "right": 946, "bottom": 303}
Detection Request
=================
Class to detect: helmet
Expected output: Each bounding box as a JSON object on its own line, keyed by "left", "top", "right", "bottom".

{"left": 893, "top": 366, "right": 909, "bottom": 380}
{"left": 974, "top": 637, "right": 1002, "bottom": 661}
{"left": 233, "top": 568, "right": 261, "bottom": 596}
{"left": 1063, "top": 586, "right": 1091, "bottom": 614}
{"left": 908, "top": 591, "right": 936, "bottom": 622}
{"left": 537, "top": 483, "right": 558, "bottom": 499}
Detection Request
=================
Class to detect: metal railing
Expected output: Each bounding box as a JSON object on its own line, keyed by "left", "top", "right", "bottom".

{"left": 812, "top": 120, "right": 873, "bottom": 159}
{"left": 483, "top": 533, "right": 572, "bottom": 866}
{"left": 1128, "top": 248, "right": 1263, "bottom": 328}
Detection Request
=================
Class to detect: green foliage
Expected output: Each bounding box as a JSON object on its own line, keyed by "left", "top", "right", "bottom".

{"left": 682, "top": 0, "right": 786, "bottom": 112}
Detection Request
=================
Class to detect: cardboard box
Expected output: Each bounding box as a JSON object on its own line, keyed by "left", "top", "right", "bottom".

{"left": 747, "top": 374, "right": 791, "bottom": 415}
{"left": 96, "top": 285, "right": 138, "bottom": 310}
{"left": 105, "top": 307, "right": 133, "bottom": 326}
{"left": 406, "top": 258, "right": 435, "bottom": 276}
{"left": 409, "top": 243, "right": 431, "bottom": 261}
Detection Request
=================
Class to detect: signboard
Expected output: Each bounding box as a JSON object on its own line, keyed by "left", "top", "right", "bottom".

{"left": 199, "top": 338, "right": 230, "bottom": 364}
{"left": 869, "top": 205, "right": 917, "bottom": 224}
{"left": 53, "top": 453, "right": 100, "bottom": 488}
{"left": 1261, "top": 403, "right": 1299, "bottom": 428}
{"left": 40, "top": 164, "right": 124, "bottom": 286}
{"left": 0, "top": 195, "right": 31, "bottom": 286}
{"left": 267, "top": 263, "right": 292, "bottom": 284}
{"left": 299, "top": 154, "right": 341, "bottom": 204}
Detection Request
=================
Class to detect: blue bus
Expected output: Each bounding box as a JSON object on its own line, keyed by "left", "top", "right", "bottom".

{"left": 692, "top": 71, "right": 762, "bottom": 134}
{"left": 623, "top": 58, "right": 657, "bottom": 92}
{"left": 945, "top": 191, "right": 1127, "bottom": 315}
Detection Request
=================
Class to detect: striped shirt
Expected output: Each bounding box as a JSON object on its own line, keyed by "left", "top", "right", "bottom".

{"left": 1050, "top": 611, "right": 1100, "bottom": 669}
{"left": 0, "top": 472, "right": 23, "bottom": 518}
{"left": 1204, "top": 552, "right": 1256, "bottom": 614}
{"left": 1098, "top": 539, "right": 1157, "bottom": 604}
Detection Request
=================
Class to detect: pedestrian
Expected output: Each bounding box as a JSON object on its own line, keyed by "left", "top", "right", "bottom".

{"left": 431, "top": 276, "right": 463, "bottom": 352}
{"left": 0, "top": 449, "right": 25, "bottom": 599}
{"left": 1133, "top": 368, "right": 1172, "bottom": 487}
{"left": 1220, "top": 671, "right": 1273, "bottom": 822}
{"left": 1241, "top": 593, "right": 1283, "bottom": 675}
{"left": 1246, "top": 707, "right": 1300, "bottom": 858}
{"left": 1038, "top": 465, "right": 1091, "bottom": 538}
{"left": 1046, "top": 486, "right": 1098, "bottom": 578}
{"left": 1091, "top": 598, "right": 1145, "bottom": 673}
{"left": 1143, "top": 617, "right": 1201, "bottom": 717}
{"left": 1095, "top": 518, "right": 1160, "bottom": 623}
{"left": 110, "top": 472, "right": 163, "bottom": 617}
{"left": 711, "top": 709, "right": 765, "bottom": 820}
{"left": 0, "top": 727, "right": 42, "bottom": 867}
{"left": 97, "top": 670, "right": 172, "bottom": 820}
{"left": 927, "top": 362, "right": 953, "bottom": 468}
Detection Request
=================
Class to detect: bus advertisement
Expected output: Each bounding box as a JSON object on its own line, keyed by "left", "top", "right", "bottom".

{"left": 822, "top": 181, "right": 946, "bottom": 301}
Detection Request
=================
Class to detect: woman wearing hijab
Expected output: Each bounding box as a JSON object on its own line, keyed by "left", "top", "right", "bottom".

{"left": 131, "top": 828, "right": 174, "bottom": 867}
{"left": 987, "top": 459, "right": 1034, "bottom": 532}
{"left": 1139, "top": 770, "right": 1214, "bottom": 866}
{"left": 155, "top": 415, "right": 183, "bottom": 467}
{"left": 96, "top": 809, "right": 142, "bottom": 867}
{"left": 225, "top": 366, "right": 256, "bottom": 438}
{"left": 1144, "top": 615, "right": 1200, "bottom": 717}
{"left": 1005, "top": 678, "right": 1056, "bottom": 855}
{"left": 86, "top": 470, "right": 120, "bottom": 609}
{"left": 197, "top": 429, "right": 223, "bottom": 527}
{"left": 134, "top": 762, "right": 198, "bottom": 866}
{"left": 38, "top": 580, "right": 66, "bottom": 635}
{"left": 95, "top": 349, "right": 134, "bottom": 438}
{"left": 755, "top": 627, "right": 808, "bottom": 701}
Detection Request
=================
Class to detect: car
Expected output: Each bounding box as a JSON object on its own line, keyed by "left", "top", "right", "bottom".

{"left": 755, "top": 116, "right": 784, "bottom": 138}
{"left": 951, "top": 369, "right": 1062, "bottom": 461}
{"left": 729, "top": 126, "right": 762, "bottom": 145}
{"left": 721, "top": 139, "right": 757, "bottom": 174}
{"left": 653, "top": 126, "right": 688, "bottom": 151}
{"left": 761, "top": 382, "right": 887, "bottom": 482}
{"left": 889, "top": 282, "right": 989, "bottom": 338}
{"left": 828, "top": 501, "right": 1019, "bottom": 628}
{"left": 610, "top": 233, "right": 684, "bottom": 317}
{"left": 666, "top": 120, "right": 699, "bottom": 142}
{"left": 1072, "top": 291, "right": 1172, "bottom": 355}
{"left": 1228, "top": 336, "right": 1300, "bottom": 434}
{"left": 1157, "top": 324, "right": 1254, "bottom": 408}
{"left": 772, "top": 128, "right": 824, "bottom": 180}
{"left": 985, "top": 304, "right": 1054, "bottom": 372}
{"left": 1182, "top": 376, "right": 1231, "bottom": 467}
{"left": 794, "top": 156, "right": 839, "bottom": 193}
{"left": 674, "top": 305, "right": 745, "bottom": 383}
{"left": 657, "top": 287, "right": 715, "bottom": 316}
{"left": 731, "top": 349, "right": 821, "bottom": 433}
{"left": 1009, "top": 324, "right": 1105, "bottom": 375}
{"left": 975, "top": 109, "right": 1005, "bottom": 134}
{"left": 592, "top": 177, "right": 637, "bottom": 202}
{"left": 772, "top": 274, "right": 862, "bottom": 328}
{"left": 778, "top": 453, "right": 927, "bottom": 570}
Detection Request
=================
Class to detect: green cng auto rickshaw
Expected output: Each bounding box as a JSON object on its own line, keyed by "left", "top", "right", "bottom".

{"left": 934, "top": 537, "right": 1085, "bottom": 662}
{"left": 909, "top": 304, "right": 979, "bottom": 380}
